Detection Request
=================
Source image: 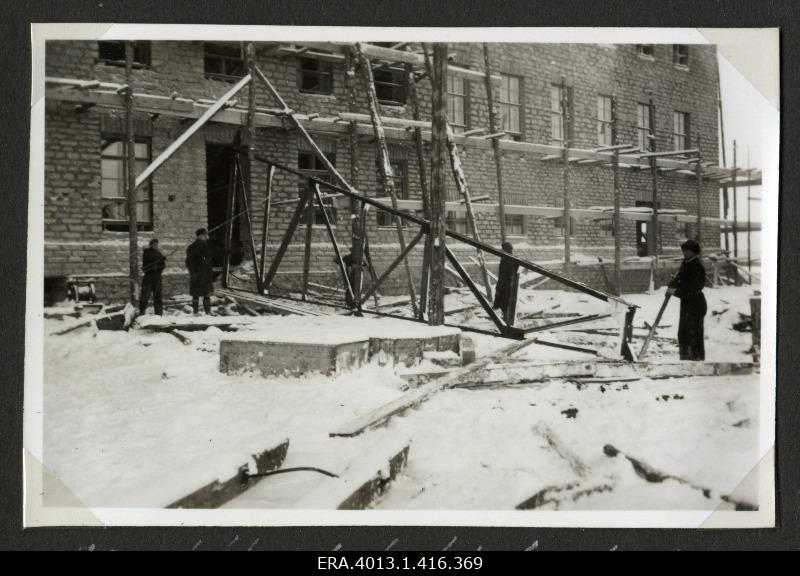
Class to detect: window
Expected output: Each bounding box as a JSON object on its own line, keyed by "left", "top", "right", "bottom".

{"left": 601, "top": 221, "right": 615, "bottom": 238}
{"left": 673, "top": 111, "right": 690, "bottom": 150}
{"left": 636, "top": 44, "right": 655, "bottom": 58}
{"left": 505, "top": 214, "right": 525, "bottom": 237}
{"left": 297, "top": 57, "right": 334, "bottom": 95}
{"left": 550, "top": 85, "right": 564, "bottom": 145}
{"left": 298, "top": 151, "right": 337, "bottom": 226}
{"left": 553, "top": 216, "right": 576, "bottom": 238}
{"left": 447, "top": 76, "right": 468, "bottom": 133}
{"left": 676, "top": 221, "right": 689, "bottom": 240}
{"left": 499, "top": 74, "right": 522, "bottom": 139}
{"left": 97, "top": 41, "right": 151, "bottom": 68}
{"left": 371, "top": 45, "right": 407, "bottom": 105}
{"left": 597, "top": 95, "right": 613, "bottom": 146}
{"left": 672, "top": 44, "right": 689, "bottom": 67}
{"left": 636, "top": 102, "right": 653, "bottom": 151}
{"left": 446, "top": 211, "right": 469, "bottom": 234}
{"left": 376, "top": 161, "right": 409, "bottom": 227}
{"left": 373, "top": 68, "right": 407, "bottom": 105}
{"left": 204, "top": 43, "right": 245, "bottom": 81}
{"left": 101, "top": 138, "right": 153, "bottom": 231}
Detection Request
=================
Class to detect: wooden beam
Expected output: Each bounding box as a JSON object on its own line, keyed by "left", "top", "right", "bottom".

{"left": 446, "top": 247, "right": 507, "bottom": 334}
{"left": 356, "top": 43, "right": 418, "bottom": 316}
{"left": 124, "top": 42, "right": 139, "bottom": 305}
{"left": 259, "top": 164, "right": 275, "bottom": 288}
{"left": 313, "top": 184, "right": 356, "bottom": 306}
{"left": 359, "top": 229, "right": 425, "bottom": 306}
{"left": 135, "top": 74, "right": 251, "bottom": 188}
{"left": 482, "top": 43, "right": 508, "bottom": 244}
{"left": 263, "top": 189, "right": 310, "bottom": 290}
{"left": 428, "top": 43, "right": 449, "bottom": 325}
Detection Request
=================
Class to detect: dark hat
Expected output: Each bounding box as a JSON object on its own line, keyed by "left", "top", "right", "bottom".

{"left": 195, "top": 227, "right": 208, "bottom": 237}
{"left": 148, "top": 238, "right": 159, "bottom": 247}
{"left": 681, "top": 239, "right": 701, "bottom": 254}
{"left": 501, "top": 241, "right": 514, "bottom": 253}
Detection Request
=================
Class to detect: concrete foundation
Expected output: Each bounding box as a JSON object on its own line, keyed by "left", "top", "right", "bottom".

{"left": 368, "top": 326, "right": 462, "bottom": 368}
{"left": 219, "top": 318, "right": 464, "bottom": 377}
{"left": 220, "top": 333, "right": 370, "bottom": 377}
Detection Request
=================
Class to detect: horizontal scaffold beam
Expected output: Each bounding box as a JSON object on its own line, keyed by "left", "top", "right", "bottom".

{"left": 361, "top": 197, "right": 761, "bottom": 229}
{"left": 278, "top": 41, "right": 501, "bottom": 82}
{"left": 43, "top": 76, "right": 762, "bottom": 186}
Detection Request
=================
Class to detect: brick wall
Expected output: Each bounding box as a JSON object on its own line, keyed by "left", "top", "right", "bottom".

{"left": 43, "top": 41, "right": 721, "bottom": 301}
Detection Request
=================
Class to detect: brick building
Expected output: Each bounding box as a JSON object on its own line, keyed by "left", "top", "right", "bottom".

{"left": 43, "top": 41, "right": 724, "bottom": 302}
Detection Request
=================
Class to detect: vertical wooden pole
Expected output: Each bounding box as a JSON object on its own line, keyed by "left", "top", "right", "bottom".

{"left": 648, "top": 97, "right": 660, "bottom": 287}
{"left": 560, "top": 76, "right": 571, "bottom": 272}
{"left": 407, "top": 59, "right": 432, "bottom": 320}
{"left": 611, "top": 96, "right": 622, "bottom": 295}
{"left": 302, "top": 182, "right": 314, "bottom": 300}
{"left": 445, "top": 122, "right": 493, "bottom": 301}
{"left": 236, "top": 156, "right": 262, "bottom": 292}
{"left": 222, "top": 153, "right": 238, "bottom": 288}
{"left": 259, "top": 164, "right": 275, "bottom": 289}
{"left": 695, "top": 133, "right": 704, "bottom": 244}
{"left": 124, "top": 41, "right": 139, "bottom": 305}
{"left": 747, "top": 148, "right": 752, "bottom": 280}
{"left": 482, "top": 43, "right": 507, "bottom": 243}
{"left": 719, "top": 86, "right": 730, "bottom": 254}
{"left": 428, "top": 43, "right": 449, "bottom": 326}
{"left": 355, "top": 43, "right": 418, "bottom": 316}
{"left": 344, "top": 48, "right": 365, "bottom": 308}
{"left": 732, "top": 139, "right": 739, "bottom": 259}
{"left": 245, "top": 42, "right": 263, "bottom": 292}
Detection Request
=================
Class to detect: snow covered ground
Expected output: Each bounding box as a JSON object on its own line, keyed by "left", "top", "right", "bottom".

{"left": 40, "top": 282, "right": 763, "bottom": 511}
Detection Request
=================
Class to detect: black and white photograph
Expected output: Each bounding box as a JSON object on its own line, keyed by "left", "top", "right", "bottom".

{"left": 22, "top": 24, "right": 777, "bottom": 529}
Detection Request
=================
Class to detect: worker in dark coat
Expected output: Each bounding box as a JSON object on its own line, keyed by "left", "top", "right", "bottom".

{"left": 668, "top": 239, "right": 708, "bottom": 361}
{"left": 185, "top": 228, "right": 215, "bottom": 315}
{"left": 140, "top": 238, "right": 166, "bottom": 315}
{"left": 340, "top": 251, "right": 366, "bottom": 310}
{"left": 492, "top": 241, "right": 520, "bottom": 323}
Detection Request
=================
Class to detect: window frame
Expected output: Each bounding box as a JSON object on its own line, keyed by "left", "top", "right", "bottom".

{"left": 446, "top": 210, "right": 469, "bottom": 235}
{"left": 672, "top": 44, "right": 690, "bottom": 67}
{"left": 552, "top": 215, "right": 576, "bottom": 238}
{"left": 447, "top": 75, "right": 469, "bottom": 133}
{"left": 97, "top": 41, "right": 152, "bottom": 68}
{"left": 204, "top": 42, "right": 246, "bottom": 82}
{"left": 597, "top": 94, "right": 613, "bottom": 147}
{"left": 296, "top": 56, "right": 335, "bottom": 95}
{"left": 101, "top": 135, "right": 154, "bottom": 232}
{"left": 636, "top": 102, "right": 653, "bottom": 152}
{"left": 498, "top": 73, "right": 522, "bottom": 140}
{"left": 504, "top": 213, "right": 526, "bottom": 237}
{"left": 298, "top": 151, "right": 338, "bottom": 227}
{"left": 376, "top": 160, "right": 410, "bottom": 228}
{"left": 672, "top": 110, "right": 690, "bottom": 150}
{"left": 636, "top": 44, "right": 655, "bottom": 59}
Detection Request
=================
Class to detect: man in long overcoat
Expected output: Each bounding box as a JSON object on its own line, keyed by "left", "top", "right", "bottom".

{"left": 185, "top": 228, "right": 215, "bottom": 315}
{"left": 668, "top": 239, "right": 708, "bottom": 360}
{"left": 492, "top": 241, "right": 520, "bottom": 324}
{"left": 140, "top": 238, "right": 166, "bottom": 315}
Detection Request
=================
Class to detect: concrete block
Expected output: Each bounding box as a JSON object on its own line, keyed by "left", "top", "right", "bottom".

{"left": 368, "top": 325, "right": 462, "bottom": 368}
{"left": 219, "top": 331, "right": 370, "bottom": 377}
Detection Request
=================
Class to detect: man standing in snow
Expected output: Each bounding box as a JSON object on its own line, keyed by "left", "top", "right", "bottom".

{"left": 492, "top": 241, "right": 520, "bottom": 324}
{"left": 667, "top": 239, "right": 708, "bottom": 360}
{"left": 140, "top": 238, "right": 166, "bottom": 316}
{"left": 185, "top": 228, "right": 215, "bottom": 315}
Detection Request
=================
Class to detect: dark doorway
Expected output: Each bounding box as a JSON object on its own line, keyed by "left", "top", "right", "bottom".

{"left": 206, "top": 144, "right": 243, "bottom": 268}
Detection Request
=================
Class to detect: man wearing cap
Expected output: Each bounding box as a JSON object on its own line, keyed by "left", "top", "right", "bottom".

{"left": 140, "top": 238, "right": 166, "bottom": 316}
{"left": 667, "top": 239, "right": 707, "bottom": 360}
{"left": 185, "top": 228, "right": 215, "bottom": 315}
